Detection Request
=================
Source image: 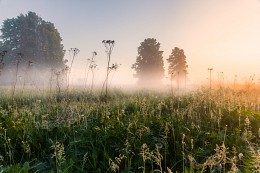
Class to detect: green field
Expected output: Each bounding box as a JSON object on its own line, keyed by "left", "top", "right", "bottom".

{"left": 0, "top": 87, "right": 259, "bottom": 172}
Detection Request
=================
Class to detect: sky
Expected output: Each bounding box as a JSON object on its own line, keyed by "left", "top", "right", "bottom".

{"left": 0, "top": 0, "right": 260, "bottom": 86}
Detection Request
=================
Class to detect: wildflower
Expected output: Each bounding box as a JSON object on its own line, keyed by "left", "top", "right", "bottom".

{"left": 238, "top": 153, "right": 244, "bottom": 160}
{"left": 245, "top": 116, "right": 250, "bottom": 126}
{"left": 141, "top": 143, "right": 148, "bottom": 150}
{"left": 182, "top": 134, "right": 186, "bottom": 145}
{"left": 22, "top": 140, "right": 31, "bottom": 154}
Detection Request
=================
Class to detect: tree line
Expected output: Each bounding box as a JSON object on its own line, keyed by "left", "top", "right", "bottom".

{"left": 132, "top": 38, "right": 188, "bottom": 86}
{"left": 0, "top": 11, "right": 188, "bottom": 86}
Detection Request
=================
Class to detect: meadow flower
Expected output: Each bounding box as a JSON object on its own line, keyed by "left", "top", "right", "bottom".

{"left": 238, "top": 153, "right": 244, "bottom": 160}
{"left": 245, "top": 116, "right": 250, "bottom": 126}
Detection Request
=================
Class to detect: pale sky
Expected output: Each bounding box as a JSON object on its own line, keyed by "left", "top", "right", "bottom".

{"left": 1, "top": 0, "right": 260, "bottom": 86}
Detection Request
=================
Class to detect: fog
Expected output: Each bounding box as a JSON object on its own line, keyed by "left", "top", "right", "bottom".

{"left": 1, "top": 48, "right": 260, "bottom": 94}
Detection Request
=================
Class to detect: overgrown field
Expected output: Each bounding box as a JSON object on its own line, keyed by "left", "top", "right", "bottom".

{"left": 0, "top": 87, "right": 259, "bottom": 172}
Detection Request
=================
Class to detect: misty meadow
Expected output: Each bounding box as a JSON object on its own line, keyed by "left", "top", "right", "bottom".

{"left": 1, "top": 1, "right": 260, "bottom": 173}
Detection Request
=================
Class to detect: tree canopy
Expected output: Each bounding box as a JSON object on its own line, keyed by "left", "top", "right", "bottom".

{"left": 0, "top": 11, "right": 65, "bottom": 69}
{"left": 132, "top": 38, "right": 164, "bottom": 85}
{"left": 167, "top": 47, "right": 188, "bottom": 82}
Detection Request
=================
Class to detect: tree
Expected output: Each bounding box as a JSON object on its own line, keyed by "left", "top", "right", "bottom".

{"left": 132, "top": 38, "right": 164, "bottom": 85}
{"left": 0, "top": 11, "right": 65, "bottom": 69}
{"left": 167, "top": 47, "right": 188, "bottom": 85}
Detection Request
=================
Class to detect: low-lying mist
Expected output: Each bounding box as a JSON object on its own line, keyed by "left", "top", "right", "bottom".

{"left": 0, "top": 62, "right": 259, "bottom": 94}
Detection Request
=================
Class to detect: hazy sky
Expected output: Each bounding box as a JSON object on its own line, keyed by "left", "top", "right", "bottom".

{"left": 1, "top": 0, "right": 260, "bottom": 85}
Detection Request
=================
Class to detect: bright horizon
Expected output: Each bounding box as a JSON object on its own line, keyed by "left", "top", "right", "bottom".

{"left": 1, "top": 0, "right": 260, "bottom": 86}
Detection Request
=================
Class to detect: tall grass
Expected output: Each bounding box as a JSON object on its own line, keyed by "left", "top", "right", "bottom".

{"left": 0, "top": 87, "right": 259, "bottom": 172}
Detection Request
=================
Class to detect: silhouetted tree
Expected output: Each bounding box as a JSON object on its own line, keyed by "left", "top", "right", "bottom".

{"left": 0, "top": 11, "right": 65, "bottom": 69}
{"left": 167, "top": 47, "right": 188, "bottom": 85}
{"left": 132, "top": 38, "right": 164, "bottom": 85}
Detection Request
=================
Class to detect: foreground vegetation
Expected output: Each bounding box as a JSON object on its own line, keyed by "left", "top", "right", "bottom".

{"left": 0, "top": 87, "right": 259, "bottom": 172}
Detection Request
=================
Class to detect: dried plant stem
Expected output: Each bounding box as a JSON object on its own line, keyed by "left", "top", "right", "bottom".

{"left": 11, "top": 53, "right": 22, "bottom": 111}
{"left": 67, "top": 48, "right": 79, "bottom": 91}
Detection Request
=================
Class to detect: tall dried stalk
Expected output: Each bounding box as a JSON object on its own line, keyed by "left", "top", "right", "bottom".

{"left": 67, "top": 48, "right": 79, "bottom": 90}
{"left": 102, "top": 40, "right": 115, "bottom": 100}
{"left": 21, "top": 61, "right": 33, "bottom": 97}
{"left": 11, "top": 53, "right": 23, "bottom": 111}
{"left": 84, "top": 51, "right": 97, "bottom": 91}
